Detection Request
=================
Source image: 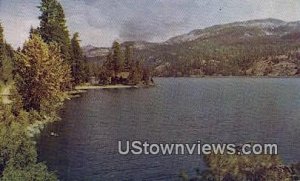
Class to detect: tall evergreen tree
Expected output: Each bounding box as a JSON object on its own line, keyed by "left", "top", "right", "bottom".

{"left": 124, "top": 45, "right": 133, "bottom": 69}
{"left": 128, "top": 61, "right": 142, "bottom": 85}
{"left": 105, "top": 52, "right": 113, "bottom": 70}
{"left": 0, "top": 23, "right": 3, "bottom": 52}
{"left": 112, "top": 41, "right": 124, "bottom": 74}
{"left": 0, "top": 23, "right": 13, "bottom": 83}
{"left": 70, "top": 32, "right": 88, "bottom": 84}
{"left": 15, "top": 34, "right": 71, "bottom": 112}
{"left": 103, "top": 51, "right": 114, "bottom": 77}
{"left": 0, "top": 23, "right": 4, "bottom": 70}
{"left": 0, "top": 55, "right": 13, "bottom": 83}
{"left": 38, "top": 0, "right": 71, "bottom": 62}
{"left": 142, "top": 66, "right": 151, "bottom": 85}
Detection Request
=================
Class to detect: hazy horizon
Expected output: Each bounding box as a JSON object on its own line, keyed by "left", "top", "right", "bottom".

{"left": 1, "top": 0, "right": 300, "bottom": 48}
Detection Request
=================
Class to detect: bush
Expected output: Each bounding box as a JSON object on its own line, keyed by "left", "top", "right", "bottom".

{"left": 2, "top": 163, "right": 57, "bottom": 181}
{"left": 181, "top": 154, "right": 296, "bottom": 181}
{"left": 0, "top": 103, "right": 57, "bottom": 180}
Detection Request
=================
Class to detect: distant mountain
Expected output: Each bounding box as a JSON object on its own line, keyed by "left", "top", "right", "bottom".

{"left": 82, "top": 18, "right": 300, "bottom": 77}
{"left": 82, "top": 45, "right": 110, "bottom": 58}
{"left": 82, "top": 45, "right": 110, "bottom": 65}
{"left": 165, "top": 18, "right": 290, "bottom": 44}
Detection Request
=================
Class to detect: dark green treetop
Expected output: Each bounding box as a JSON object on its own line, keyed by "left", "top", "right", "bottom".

{"left": 71, "top": 32, "right": 88, "bottom": 84}
{"left": 38, "top": 0, "right": 71, "bottom": 62}
{"left": 112, "top": 41, "right": 124, "bottom": 74}
{"left": 124, "top": 45, "right": 133, "bottom": 69}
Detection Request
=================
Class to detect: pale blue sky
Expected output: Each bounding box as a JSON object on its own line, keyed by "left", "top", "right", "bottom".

{"left": 1, "top": 0, "right": 300, "bottom": 48}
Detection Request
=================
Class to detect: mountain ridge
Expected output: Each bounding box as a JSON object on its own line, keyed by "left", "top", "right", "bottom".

{"left": 83, "top": 18, "right": 300, "bottom": 77}
{"left": 83, "top": 18, "right": 300, "bottom": 50}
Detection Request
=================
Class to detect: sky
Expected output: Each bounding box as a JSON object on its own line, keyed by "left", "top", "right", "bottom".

{"left": 1, "top": 0, "right": 300, "bottom": 48}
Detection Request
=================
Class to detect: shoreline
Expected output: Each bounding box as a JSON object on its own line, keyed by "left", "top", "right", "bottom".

{"left": 26, "top": 115, "right": 60, "bottom": 139}
{"left": 75, "top": 84, "right": 138, "bottom": 90}
{"left": 35, "top": 83, "right": 154, "bottom": 137}
{"left": 155, "top": 75, "right": 300, "bottom": 79}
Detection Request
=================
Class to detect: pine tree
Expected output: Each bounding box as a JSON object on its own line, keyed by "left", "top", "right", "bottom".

{"left": 70, "top": 33, "right": 81, "bottom": 84}
{"left": 0, "top": 23, "right": 13, "bottom": 83}
{"left": 124, "top": 45, "right": 133, "bottom": 70}
{"left": 29, "top": 26, "right": 40, "bottom": 38}
{"left": 0, "top": 23, "right": 3, "bottom": 52}
{"left": 142, "top": 67, "right": 150, "bottom": 85}
{"left": 70, "top": 33, "right": 88, "bottom": 84}
{"left": 0, "top": 23, "right": 4, "bottom": 69}
{"left": 15, "top": 34, "right": 71, "bottom": 112}
{"left": 103, "top": 51, "right": 114, "bottom": 77}
{"left": 38, "top": 0, "right": 71, "bottom": 62}
{"left": 106, "top": 51, "right": 113, "bottom": 70}
{"left": 0, "top": 55, "right": 13, "bottom": 83}
{"left": 112, "top": 41, "right": 124, "bottom": 74}
{"left": 128, "top": 61, "right": 142, "bottom": 85}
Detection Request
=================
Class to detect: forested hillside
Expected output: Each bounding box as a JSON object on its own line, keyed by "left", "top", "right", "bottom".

{"left": 84, "top": 18, "right": 300, "bottom": 77}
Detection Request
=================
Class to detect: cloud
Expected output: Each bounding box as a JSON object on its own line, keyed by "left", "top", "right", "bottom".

{"left": 1, "top": 0, "right": 300, "bottom": 48}
{"left": 118, "top": 0, "right": 197, "bottom": 42}
{"left": 62, "top": 0, "right": 199, "bottom": 44}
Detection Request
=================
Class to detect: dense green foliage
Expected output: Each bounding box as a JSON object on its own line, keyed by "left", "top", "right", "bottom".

{"left": 38, "top": 0, "right": 88, "bottom": 86}
{"left": 98, "top": 42, "right": 152, "bottom": 85}
{"left": 180, "top": 154, "right": 300, "bottom": 181}
{"left": 0, "top": 20, "right": 59, "bottom": 180}
{"left": 0, "top": 101, "right": 57, "bottom": 180}
{"left": 0, "top": 23, "right": 14, "bottom": 84}
{"left": 112, "top": 41, "right": 124, "bottom": 74}
{"left": 0, "top": 1, "right": 88, "bottom": 179}
{"left": 128, "top": 61, "right": 143, "bottom": 85}
{"left": 124, "top": 44, "right": 133, "bottom": 69}
{"left": 70, "top": 33, "right": 89, "bottom": 84}
{"left": 0, "top": 24, "right": 4, "bottom": 71}
{"left": 39, "top": 0, "right": 71, "bottom": 62}
{"left": 15, "top": 34, "right": 71, "bottom": 112}
{"left": 133, "top": 25, "right": 300, "bottom": 77}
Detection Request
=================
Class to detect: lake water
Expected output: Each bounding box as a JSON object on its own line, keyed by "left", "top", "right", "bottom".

{"left": 38, "top": 78, "right": 300, "bottom": 181}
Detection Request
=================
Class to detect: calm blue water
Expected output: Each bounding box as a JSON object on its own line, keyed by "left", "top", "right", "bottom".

{"left": 38, "top": 78, "right": 300, "bottom": 181}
